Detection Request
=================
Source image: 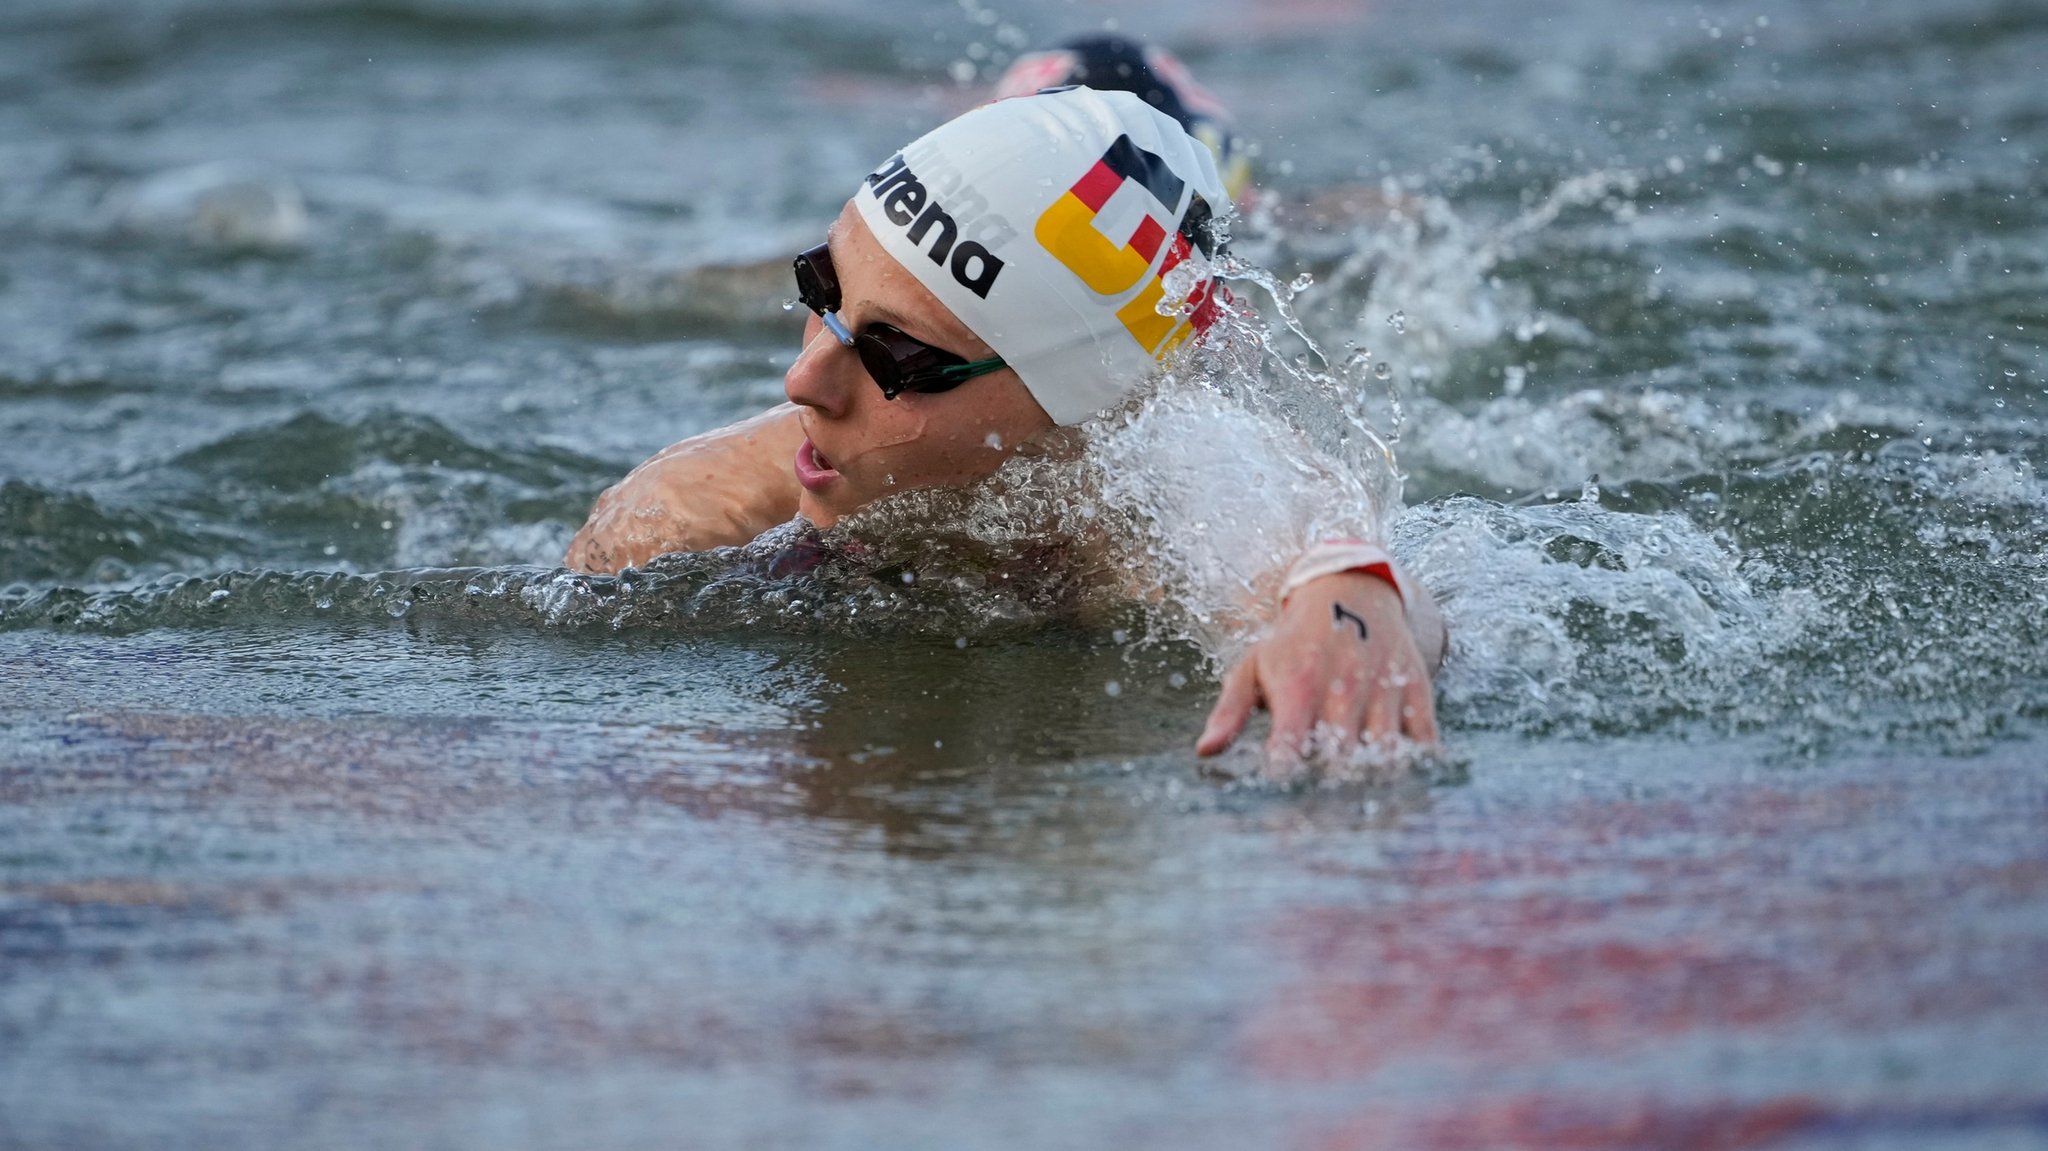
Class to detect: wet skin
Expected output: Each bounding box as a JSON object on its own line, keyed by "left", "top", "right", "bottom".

{"left": 567, "top": 202, "right": 1445, "bottom": 766}
{"left": 782, "top": 204, "right": 1060, "bottom": 528}
{"left": 561, "top": 205, "right": 1050, "bottom": 569}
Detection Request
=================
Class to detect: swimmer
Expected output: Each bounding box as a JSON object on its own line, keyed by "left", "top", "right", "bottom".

{"left": 993, "top": 36, "right": 1418, "bottom": 261}
{"left": 990, "top": 35, "right": 1256, "bottom": 206}
{"left": 566, "top": 76, "right": 1445, "bottom": 767}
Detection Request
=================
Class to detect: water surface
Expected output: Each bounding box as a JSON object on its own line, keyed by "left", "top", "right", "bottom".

{"left": 3, "top": 0, "right": 2046, "bottom": 1147}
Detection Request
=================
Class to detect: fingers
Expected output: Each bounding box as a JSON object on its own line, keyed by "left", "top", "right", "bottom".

{"left": 1262, "top": 666, "right": 1321, "bottom": 765}
{"left": 1196, "top": 658, "right": 1262, "bottom": 756}
{"left": 1322, "top": 668, "right": 1371, "bottom": 746}
{"left": 1336, "top": 658, "right": 1441, "bottom": 757}
{"left": 1402, "top": 678, "right": 1441, "bottom": 746}
{"left": 1200, "top": 628, "right": 1444, "bottom": 769}
{"left": 1363, "top": 683, "right": 1402, "bottom": 742}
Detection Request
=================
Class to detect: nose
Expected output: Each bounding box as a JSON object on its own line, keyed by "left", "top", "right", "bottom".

{"left": 784, "top": 315, "right": 858, "bottom": 418}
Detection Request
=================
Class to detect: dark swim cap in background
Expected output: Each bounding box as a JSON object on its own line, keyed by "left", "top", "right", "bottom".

{"left": 993, "top": 35, "right": 1253, "bottom": 202}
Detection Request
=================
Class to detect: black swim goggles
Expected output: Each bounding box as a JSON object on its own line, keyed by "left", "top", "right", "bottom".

{"left": 791, "top": 242, "right": 1008, "bottom": 400}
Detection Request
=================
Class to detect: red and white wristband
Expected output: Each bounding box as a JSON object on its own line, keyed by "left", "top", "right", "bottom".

{"left": 1279, "top": 539, "right": 1407, "bottom": 610}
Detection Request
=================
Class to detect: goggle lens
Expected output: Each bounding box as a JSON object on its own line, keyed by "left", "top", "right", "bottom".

{"left": 790, "top": 243, "right": 1007, "bottom": 400}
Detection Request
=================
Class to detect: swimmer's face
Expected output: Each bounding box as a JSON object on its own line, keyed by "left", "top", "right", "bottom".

{"left": 783, "top": 202, "right": 1055, "bottom": 527}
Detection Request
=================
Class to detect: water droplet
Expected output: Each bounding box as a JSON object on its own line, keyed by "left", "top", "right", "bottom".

{"left": 780, "top": 298, "right": 798, "bottom": 312}
{"left": 1167, "top": 672, "right": 1187, "bottom": 689}
{"left": 1289, "top": 272, "right": 1314, "bottom": 293}
{"left": 1385, "top": 310, "right": 1407, "bottom": 334}
{"left": 955, "top": 636, "right": 969, "bottom": 649}
{"left": 984, "top": 431, "right": 1004, "bottom": 450}
{"left": 1373, "top": 362, "right": 1392, "bottom": 380}
{"left": 2005, "top": 369, "right": 2019, "bottom": 378}
{"left": 1104, "top": 680, "right": 1122, "bottom": 697}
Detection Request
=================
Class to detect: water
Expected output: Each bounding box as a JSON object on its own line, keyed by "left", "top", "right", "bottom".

{"left": 4, "top": 0, "right": 2047, "bottom": 1147}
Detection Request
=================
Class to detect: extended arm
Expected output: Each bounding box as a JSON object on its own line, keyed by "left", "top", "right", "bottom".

{"left": 564, "top": 404, "right": 807, "bottom": 574}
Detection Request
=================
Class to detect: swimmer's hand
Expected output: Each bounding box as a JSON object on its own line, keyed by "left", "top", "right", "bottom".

{"left": 1196, "top": 572, "right": 1442, "bottom": 768}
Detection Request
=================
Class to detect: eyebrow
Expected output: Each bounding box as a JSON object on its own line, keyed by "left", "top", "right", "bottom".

{"left": 861, "top": 298, "right": 924, "bottom": 334}
{"left": 819, "top": 218, "right": 987, "bottom": 352}
{"left": 822, "top": 233, "right": 977, "bottom": 355}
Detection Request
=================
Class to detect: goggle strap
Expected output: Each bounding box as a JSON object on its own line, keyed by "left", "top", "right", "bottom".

{"left": 890, "top": 356, "right": 1007, "bottom": 397}
{"left": 931, "top": 356, "right": 1006, "bottom": 382}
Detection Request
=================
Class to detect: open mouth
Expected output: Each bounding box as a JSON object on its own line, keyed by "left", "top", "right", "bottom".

{"left": 793, "top": 437, "right": 841, "bottom": 492}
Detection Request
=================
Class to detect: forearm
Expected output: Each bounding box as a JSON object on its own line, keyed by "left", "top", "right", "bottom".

{"left": 564, "top": 404, "right": 806, "bottom": 573}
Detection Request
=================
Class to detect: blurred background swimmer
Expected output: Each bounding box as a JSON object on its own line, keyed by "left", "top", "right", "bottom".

{"left": 990, "top": 34, "right": 1256, "bottom": 205}
{"left": 659, "top": 32, "right": 1422, "bottom": 368}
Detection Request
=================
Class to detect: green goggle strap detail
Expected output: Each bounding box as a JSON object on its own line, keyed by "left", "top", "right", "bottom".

{"left": 929, "top": 356, "right": 1007, "bottom": 383}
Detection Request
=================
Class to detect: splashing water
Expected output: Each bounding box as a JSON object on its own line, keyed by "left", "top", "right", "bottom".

{"left": 3, "top": 104, "right": 2041, "bottom": 760}
{"left": 8, "top": 8, "right": 2048, "bottom": 1148}
{"left": 808, "top": 239, "right": 1417, "bottom": 667}
{"left": 0, "top": 187, "right": 1900, "bottom": 758}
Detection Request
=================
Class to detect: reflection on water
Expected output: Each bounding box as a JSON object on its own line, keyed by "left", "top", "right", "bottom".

{"left": 5, "top": 654, "right": 2045, "bottom": 1147}
{"left": 4, "top": 0, "right": 2048, "bottom": 1144}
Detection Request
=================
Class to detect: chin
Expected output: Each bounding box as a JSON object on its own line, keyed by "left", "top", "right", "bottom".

{"left": 799, "top": 487, "right": 863, "bottom": 528}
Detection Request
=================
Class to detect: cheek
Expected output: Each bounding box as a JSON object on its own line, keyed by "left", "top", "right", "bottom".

{"left": 850, "top": 410, "right": 1003, "bottom": 487}
{"left": 832, "top": 403, "right": 932, "bottom": 479}
{"left": 893, "top": 415, "right": 1012, "bottom": 485}
{"left": 831, "top": 379, "right": 1045, "bottom": 493}
{"left": 867, "top": 410, "right": 933, "bottom": 453}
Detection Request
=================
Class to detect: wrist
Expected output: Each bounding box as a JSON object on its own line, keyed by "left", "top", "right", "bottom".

{"left": 1280, "top": 539, "right": 1404, "bottom": 610}
{"left": 1285, "top": 569, "right": 1403, "bottom": 616}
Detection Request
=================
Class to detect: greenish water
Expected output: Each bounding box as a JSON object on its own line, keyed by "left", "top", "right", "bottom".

{"left": 2, "top": 0, "right": 2046, "bottom": 1147}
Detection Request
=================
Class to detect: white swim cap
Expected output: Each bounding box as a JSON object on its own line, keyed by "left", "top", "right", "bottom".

{"left": 851, "top": 86, "right": 1230, "bottom": 426}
